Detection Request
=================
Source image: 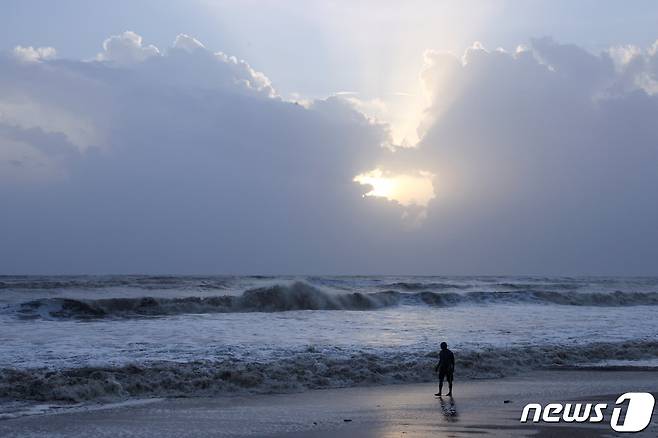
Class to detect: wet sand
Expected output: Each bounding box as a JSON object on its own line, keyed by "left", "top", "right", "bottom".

{"left": 0, "top": 370, "right": 656, "bottom": 437}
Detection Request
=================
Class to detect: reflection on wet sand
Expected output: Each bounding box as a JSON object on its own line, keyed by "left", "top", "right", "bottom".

{"left": 439, "top": 395, "right": 458, "bottom": 422}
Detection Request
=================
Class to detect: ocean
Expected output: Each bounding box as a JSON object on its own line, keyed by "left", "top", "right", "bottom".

{"left": 1, "top": 275, "right": 657, "bottom": 416}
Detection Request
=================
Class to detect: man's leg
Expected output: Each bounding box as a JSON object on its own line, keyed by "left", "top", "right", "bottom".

{"left": 447, "top": 373, "right": 453, "bottom": 396}
{"left": 435, "top": 375, "right": 444, "bottom": 396}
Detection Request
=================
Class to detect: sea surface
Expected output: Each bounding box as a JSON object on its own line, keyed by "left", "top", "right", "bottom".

{"left": 1, "top": 275, "right": 657, "bottom": 416}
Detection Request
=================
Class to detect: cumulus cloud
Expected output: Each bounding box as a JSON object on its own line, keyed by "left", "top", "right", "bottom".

{"left": 95, "top": 31, "right": 275, "bottom": 96}
{"left": 1, "top": 33, "right": 658, "bottom": 275}
{"left": 172, "top": 33, "right": 205, "bottom": 52}
{"left": 97, "top": 31, "right": 160, "bottom": 64}
{"left": 12, "top": 45, "right": 56, "bottom": 62}
{"left": 607, "top": 40, "right": 658, "bottom": 95}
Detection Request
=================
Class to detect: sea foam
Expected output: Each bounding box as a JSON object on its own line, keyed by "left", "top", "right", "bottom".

{"left": 2, "top": 340, "right": 657, "bottom": 403}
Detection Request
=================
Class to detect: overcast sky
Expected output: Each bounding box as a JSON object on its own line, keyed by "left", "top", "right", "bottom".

{"left": 1, "top": 1, "right": 658, "bottom": 275}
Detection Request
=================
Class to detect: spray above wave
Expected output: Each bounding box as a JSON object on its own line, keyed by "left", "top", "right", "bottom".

{"left": 0, "top": 275, "right": 233, "bottom": 291}
{"left": 2, "top": 340, "right": 657, "bottom": 403}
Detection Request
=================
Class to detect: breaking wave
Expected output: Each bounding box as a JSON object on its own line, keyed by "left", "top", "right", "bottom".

{"left": 14, "top": 282, "right": 399, "bottom": 319}
{"left": 1, "top": 340, "right": 656, "bottom": 403}
{"left": 9, "top": 281, "right": 658, "bottom": 320}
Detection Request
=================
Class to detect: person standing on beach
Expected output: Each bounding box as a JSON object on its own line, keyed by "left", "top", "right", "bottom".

{"left": 434, "top": 342, "right": 455, "bottom": 396}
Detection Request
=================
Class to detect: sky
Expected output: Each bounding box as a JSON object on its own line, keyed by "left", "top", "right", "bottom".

{"left": 1, "top": 1, "right": 658, "bottom": 275}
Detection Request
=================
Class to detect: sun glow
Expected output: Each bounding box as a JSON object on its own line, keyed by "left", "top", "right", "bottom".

{"left": 353, "top": 168, "right": 435, "bottom": 207}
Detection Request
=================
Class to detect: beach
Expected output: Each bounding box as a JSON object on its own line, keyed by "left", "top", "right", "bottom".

{"left": 1, "top": 369, "right": 656, "bottom": 437}
{"left": 2, "top": 276, "right": 658, "bottom": 436}
{"left": 2, "top": 276, "right": 658, "bottom": 430}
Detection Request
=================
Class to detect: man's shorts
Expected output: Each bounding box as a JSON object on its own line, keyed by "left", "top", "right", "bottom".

{"left": 438, "top": 369, "right": 453, "bottom": 381}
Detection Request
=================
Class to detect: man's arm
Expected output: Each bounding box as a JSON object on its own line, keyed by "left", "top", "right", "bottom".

{"left": 435, "top": 352, "right": 443, "bottom": 372}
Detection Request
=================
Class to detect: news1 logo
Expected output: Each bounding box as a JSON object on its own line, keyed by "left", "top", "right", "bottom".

{"left": 520, "top": 392, "right": 655, "bottom": 432}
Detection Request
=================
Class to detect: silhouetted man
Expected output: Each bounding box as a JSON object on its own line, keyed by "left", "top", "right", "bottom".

{"left": 434, "top": 342, "right": 454, "bottom": 396}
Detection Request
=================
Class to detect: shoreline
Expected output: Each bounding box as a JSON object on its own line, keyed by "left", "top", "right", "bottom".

{"left": 1, "top": 369, "right": 656, "bottom": 437}
{"left": 3, "top": 339, "right": 657, "bottom": 405}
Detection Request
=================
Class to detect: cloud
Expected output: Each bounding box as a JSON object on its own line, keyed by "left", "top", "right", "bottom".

{"left": 97, "top": 31, "right": 160, "bottom": 64}
{"left": 1, "top": 33, "right": 658, "bottom": 275}
{"left": 411, "top": 37, "right": 658, "bottom": 274}
{"left": 607, "top": 40, "right": 658, "bottom": 95}
{"left": 172, "top": 34, "right": 205, "bottom": 52}
{"left": 12, "top": 45, "right": 56, "bottom": 63}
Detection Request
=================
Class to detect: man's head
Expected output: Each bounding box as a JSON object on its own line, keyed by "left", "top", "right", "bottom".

{"left": 440, "top": 342, "right": 447, "bottom": 350}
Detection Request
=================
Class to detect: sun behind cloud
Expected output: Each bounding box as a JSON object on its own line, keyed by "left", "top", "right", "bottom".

{"left": 353, "top": 168, "right": 435, "bottom": 207}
